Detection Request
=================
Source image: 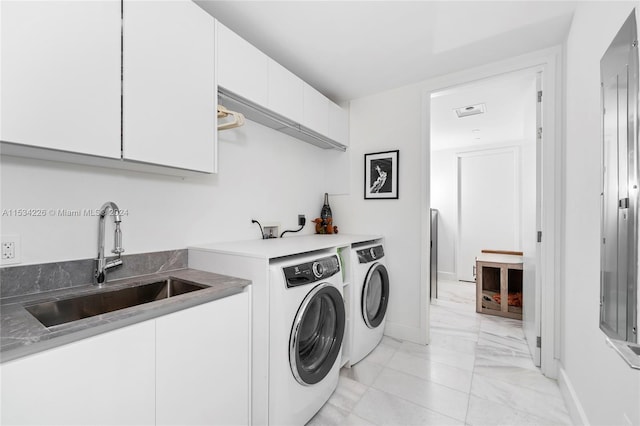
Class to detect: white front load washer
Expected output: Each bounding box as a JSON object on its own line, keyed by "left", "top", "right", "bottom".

{"left": 350, "top": 241, "right": 389, "bottom": 365}
{"left": 269, "top": 252, "right": 345, "bottom": 425}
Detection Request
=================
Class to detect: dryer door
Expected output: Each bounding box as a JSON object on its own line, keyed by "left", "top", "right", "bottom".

{"left": 289, "top": 282, "right": 345, "bottom": 386}
{"left": 362, "top": 262, "right": 389, "bottom": 328}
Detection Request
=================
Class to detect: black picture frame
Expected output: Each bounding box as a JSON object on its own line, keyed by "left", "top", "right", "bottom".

{"left": 364, "top": 150, "right": 399, "bottom": 199}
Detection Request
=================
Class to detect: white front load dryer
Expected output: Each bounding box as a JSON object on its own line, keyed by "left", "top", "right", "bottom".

{"left": 350, "top": 241, "right": 389, "bottom": 365}
{"left": 269, "top": 252, "right": 345, "bottom": 425}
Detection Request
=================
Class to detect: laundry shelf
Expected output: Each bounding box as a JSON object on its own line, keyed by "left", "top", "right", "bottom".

{"left": 218, "top": 88, "right": 347, "bottom": 152}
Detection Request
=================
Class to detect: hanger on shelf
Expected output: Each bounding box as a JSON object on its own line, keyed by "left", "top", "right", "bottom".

{"left": 217, "top": 104, "right": 245, "bottom": 131}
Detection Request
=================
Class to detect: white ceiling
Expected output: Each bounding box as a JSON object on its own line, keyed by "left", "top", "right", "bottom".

{"left": 195, "top": 0, "right": 578, "bottom": 103}
{"left": 430, "top": 71, "right": 537, "bottom": 151}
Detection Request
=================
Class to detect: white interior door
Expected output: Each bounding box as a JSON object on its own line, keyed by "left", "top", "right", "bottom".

{"left": 457, "top": 149, "right": 519, "bottom": 282}
{"left": 523, "top": 73, "right": 542, "bottom": 366}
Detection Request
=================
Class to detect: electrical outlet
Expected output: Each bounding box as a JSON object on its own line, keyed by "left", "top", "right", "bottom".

{"left": 2, "top": 242, "right": 15, "bottom": 259}
{"left": 263, "top": 225, "right": 279, "bottom": 239}
{"left": 1, "top": 235, "right": 21, "bottom": 265}
{"left": 298, "top": 214, "right": 306, "bottom": 226}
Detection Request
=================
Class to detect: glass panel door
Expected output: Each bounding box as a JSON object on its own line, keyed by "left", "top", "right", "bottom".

{"left": 290, "top": 284, "right": 345, "bottom": 385}
{"left": 362, "top": 263, "right": 389, "bottom": 328}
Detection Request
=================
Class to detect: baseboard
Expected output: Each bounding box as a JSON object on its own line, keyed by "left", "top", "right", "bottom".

{"left": 437, "top": 272, "right": 457, "bottom": 281}
{"left": 384, "top": 320, "right": 426, "bottom": 344}
{"left": 557, "top": 365, "right": 589, "bottom": 426}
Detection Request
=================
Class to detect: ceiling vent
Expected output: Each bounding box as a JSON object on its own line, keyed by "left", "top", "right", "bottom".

{"left": 454, "top": 103, "right": 486, "bottom": 118}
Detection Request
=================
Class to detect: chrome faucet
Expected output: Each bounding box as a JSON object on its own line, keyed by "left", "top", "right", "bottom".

{"left": 95, "top": 201, "right": 125, "bottom": 286}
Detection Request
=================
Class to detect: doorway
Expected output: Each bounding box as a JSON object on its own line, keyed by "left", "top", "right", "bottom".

{"left": 419, "top": 48, "right": 561, "bottom": 377}
{"left": 429, "top": 69, "right": 541, "bottom": 366}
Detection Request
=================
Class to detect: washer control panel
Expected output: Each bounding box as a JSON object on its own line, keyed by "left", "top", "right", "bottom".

{"left": 357, "top": 245, "right": 385, "bottom": 263}
{"left": 283, "top": 255, "right": 340, "bottom": 288}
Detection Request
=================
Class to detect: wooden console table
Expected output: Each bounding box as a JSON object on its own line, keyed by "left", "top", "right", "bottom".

{"left": 475, "top": 252, "right": 523, "bottom": 320}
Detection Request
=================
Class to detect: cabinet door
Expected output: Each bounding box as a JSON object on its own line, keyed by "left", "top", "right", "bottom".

{"left": 156, "top": 292, "right": 250, "bottom": 426}
{"left": 268, "top": 60, "right": 303, "bottom": 122}
{"left": 303, "top": 83, "right": 330, "bottom": 136}
{"left": 0, "top": 321, "right": 155, "bottom": 425}
{"left": 0, "top": 1, "right": 121, "bottom": 158}
{"left": 217, "top": 22, "right": 268, "bottom": 105}
{"left": 123, "top": 0, "right": 216, "bottom": 172}
{"left": 329, "top": 102, "right": 349, "bottom": 146}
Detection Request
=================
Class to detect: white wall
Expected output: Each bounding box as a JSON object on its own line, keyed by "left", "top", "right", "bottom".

{"left": 330, "top": 83, "right": 426, "bottom": 342}
{"left": 430, "top": 140, "right": 536, "bottom": 280}
{"left": 0, "top": 120, "right": 332, "bottom": 265}
{"left": 561, "top": 2, "right": 640, "bottom": 424}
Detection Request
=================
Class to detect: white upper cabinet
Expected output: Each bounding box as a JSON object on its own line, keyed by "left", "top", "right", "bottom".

{"left": 0, "top": 1, "right": 121, "bottom": 158}
{"left": 268, "top": 60, "right": 303, "bottom": 122}
{"left": 215, "top": 23, "right": 348, "bottom": 149}
{"left": 329, "top": 101, "right": 349, "bottom": 147}
{"left": 2, "top": 0, "right": 217, "bottom": 174}
{"left": 217, "top": 22, "right": 268, "bottom": 106}
{"left": 123, "top": 0, "right": 216, "bottom": 173}
{"left": 302, "top": 83, "right": 330, "bottom": 136}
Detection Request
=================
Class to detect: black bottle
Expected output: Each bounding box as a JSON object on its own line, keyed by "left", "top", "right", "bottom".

{"left": 321, "top": 193, "right": 332, "bottom": 225}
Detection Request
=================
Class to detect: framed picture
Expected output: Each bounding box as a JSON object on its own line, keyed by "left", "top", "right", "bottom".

{"left": 364, "top": 150, "right": 399, "bottom": 199}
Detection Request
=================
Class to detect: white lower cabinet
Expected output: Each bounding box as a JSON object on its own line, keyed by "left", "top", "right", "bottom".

{"left": 1, "top": 320, "right": 156, "bottom": 426}
{"left": 0, "top": 292, "right": 250, "bottom": 426}
{"left": 156, "top": 291, "right": 250, "bottom": 426}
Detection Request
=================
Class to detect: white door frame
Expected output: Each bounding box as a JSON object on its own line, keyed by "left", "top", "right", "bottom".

{"left": 420, "top": 46, "right": 562, "bottom": 378}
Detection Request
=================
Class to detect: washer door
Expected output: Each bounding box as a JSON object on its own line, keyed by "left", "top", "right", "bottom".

{"left": 362, "top": 262, "right": 389, "bottom": 328}
{"left": 290, "top": 282, "right": 345, "bottom": 386}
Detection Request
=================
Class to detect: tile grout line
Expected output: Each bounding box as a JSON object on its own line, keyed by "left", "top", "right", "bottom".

{"left": 382, "top": 361, "right": 474, "bottom": 395}
{"left": 370, "top": 345, "right": 471, "bottom": 424}
{"left": 464, "top": 312, "right": 481, "bottom": 425}
{"left": 338, "top": 344, "right": 399, "bottom": 426}
{"left": 365, "top": 384, "right": 465, "bottom": 425}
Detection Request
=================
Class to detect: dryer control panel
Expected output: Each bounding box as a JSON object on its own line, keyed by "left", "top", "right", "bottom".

{"left": 283, "top": 255, "right": 340, "bottom": 288}
{"left": 357, "top": 245, "right": 385, "bottom": 263}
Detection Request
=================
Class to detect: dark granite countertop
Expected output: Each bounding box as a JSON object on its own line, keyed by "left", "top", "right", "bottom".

{"left": 0, "top": 268, "right": 251, "bottom": 363}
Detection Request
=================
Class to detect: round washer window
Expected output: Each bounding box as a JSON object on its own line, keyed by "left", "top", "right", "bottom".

{"left": 290, "top": 283, "right": 345, "bottom": 385}
{"left": 362, "top": 263, "right": 389, "bottom": 329}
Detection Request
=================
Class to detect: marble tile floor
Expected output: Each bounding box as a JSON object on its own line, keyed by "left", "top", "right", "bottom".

{"left": 308, "top": 279, "right": 572, "bottom": 426}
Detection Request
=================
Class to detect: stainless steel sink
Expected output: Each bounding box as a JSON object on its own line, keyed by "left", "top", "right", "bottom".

{"left": 25, "top": 278, "right": 206, "bottom": 327}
